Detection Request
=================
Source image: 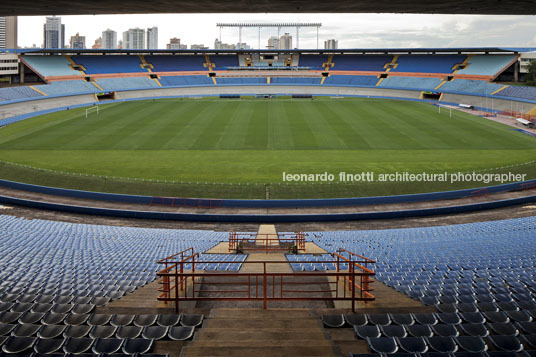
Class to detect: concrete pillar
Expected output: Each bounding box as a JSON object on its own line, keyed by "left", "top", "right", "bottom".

{"left": 20, "top": 61, "right": 25, "bottom": 84}
{"left": 514, "top": 61, "right": 519, "bottom": 83}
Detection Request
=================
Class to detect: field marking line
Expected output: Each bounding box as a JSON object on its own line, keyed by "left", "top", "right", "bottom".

{"left": 0, "top": 158, "right": 534, "bottom": 187}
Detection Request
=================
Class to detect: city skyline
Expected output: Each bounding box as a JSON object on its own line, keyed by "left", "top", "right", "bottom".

{"left": 14, "top": 13, "right": 536, "bottom": 50}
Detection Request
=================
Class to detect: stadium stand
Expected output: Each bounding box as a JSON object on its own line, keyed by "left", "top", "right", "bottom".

{"left": 209, "top": 55, "right": 240, "bottom": 69}
{"left": 95, "top": 77, "right": 160, "bottom": 91}
{"left": 0, "top": 214, "right": 234, "bottom": 355}
{"left": 22, "top": 56, "right": 81, "bottom": 77}
{"left": 331, "top": 55, "right": 393, "bottom": 71}
{"left": 495, "top": 85, "right": 536, "bottom": 100}
{"left": 270, "top": 77, "right": 322, "bottom": 85}
{"left": 33, "top": 80, "right": 98, "bottom": 96}
{"left": 249, "top": 61, "right": 286, "bottom": 68}
{"left": 71, "top": 56, "right": 147, "bottom": 74}
{"left": 158, "top": 75, "right": 214, "bottom": 86}
{"left": 3, "top": 54, "right": 536, "bottom": 107}
{"left": 145, "top": 55, "right": 206, "bottom": 72}
{"left": 216, "top": 77, "right": 266, "bottom": 85}
{"left": 391, "top": 55, "right": 467, "bottom": 74}
{"left": 440, "top": 79, "right": 505, "bottom": 95}
{"left": 379, "top": 76, "right": 443, "bottom": 90}
{"left": 323, "top": 75, "right": 379, "bottom": 86}
{"left": 0, "top": 86, "right": 43, "bottom": 102}
{"left": 298, "top": 55, "right": 329, "bottom": 70}
{"left": 310, "top": 216, "right": 536, "bottom": 299}
{"left": 457, "top": 55, "right": 517, "bottom": 77}
{"left": 311, "top": 216, "right": 536, "bottom": 354}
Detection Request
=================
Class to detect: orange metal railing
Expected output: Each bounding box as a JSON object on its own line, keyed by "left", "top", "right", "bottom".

{"left": 499, "top": 110, "right": 536, "bottom": 123}
{"left": 228, "top": 232, "right": 306, "bottom": 253}
{"left": 333, "top": 248, "right": 376, "bottom": 301}
{"left": 156, "top": 247, "right": 375, "bottom": 312}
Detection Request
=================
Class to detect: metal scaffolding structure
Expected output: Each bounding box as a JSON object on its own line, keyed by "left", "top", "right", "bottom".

{"left": 216, "top": 22, "right": 322, "bottom": 49}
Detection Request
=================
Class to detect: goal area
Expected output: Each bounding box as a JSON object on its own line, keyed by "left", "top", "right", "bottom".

{"left": 85, "top": 106, "right": 99, "bottom": 118}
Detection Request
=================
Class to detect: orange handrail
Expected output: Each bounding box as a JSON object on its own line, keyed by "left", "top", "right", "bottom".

{"left": 156, "top": 247, "right": 375, "bottom": 312}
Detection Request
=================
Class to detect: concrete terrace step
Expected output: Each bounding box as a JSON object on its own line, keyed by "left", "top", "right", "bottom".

{"left": 181, "top": 345, "right": 337, "bottom": 357}
{"left": 195, "top": 329, "right": 327, "bottom": 341}
{"left": 210, "top": 308, "right": 316, "bottom": 318}
{"left": 202, "top": 317, "right": 322, "bottom": 329}
{"left": 187, "top": 340, "right": 333, "bottom": 347}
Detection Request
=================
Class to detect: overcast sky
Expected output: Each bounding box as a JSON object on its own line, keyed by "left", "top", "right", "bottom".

{"left": 18, "top": 13, "right": 536, "bottom": 49}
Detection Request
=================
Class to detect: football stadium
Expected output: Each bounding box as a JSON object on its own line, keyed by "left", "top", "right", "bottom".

{"left": 0, "top": 2, "right": 536, "bottom": 357}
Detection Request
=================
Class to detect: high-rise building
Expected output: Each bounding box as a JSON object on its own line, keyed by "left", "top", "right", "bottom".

{"left": 280, "top": 33, "right": 292, "bottom": 49}
{"left": 147, "top": 27, "right": 158, "bottom": 49}
{"left": 237, "top": 42, "right": 250, "bottom": 50}
{"left": 267, "top": 36, "right": 279, "bottom": 50}
{"left": 102, "top": 29, "right": 117, "bottom": 49}
{"left": 0, "top": 16, "right": 18, "bottom": 49}
{"left": 324, "top": 39, "right": 338, "bottom": 49}
{"left": 92, "top": 37, "right": 102, "bottom": 49}
{"left": 43, "top": 16, "right": 65, "bottom": 49}
{"left": 214, "top": 38, "right": 236, "bottom": 49}
{"left": 122, "top": 28, "right": 145, "bottom": 49}
{"left": 167, "top": 37, "right": 183, "bottom": 49}
{"left": 70, "top": 33, "right": 85, "bottom": 49}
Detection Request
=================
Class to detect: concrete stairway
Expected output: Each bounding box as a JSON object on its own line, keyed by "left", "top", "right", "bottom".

{"left": 181, "top": 308, "right": 338, "bottom": 357}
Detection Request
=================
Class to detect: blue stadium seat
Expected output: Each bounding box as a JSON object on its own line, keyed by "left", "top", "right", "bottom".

{"left": 331, "top": 55, "right": 393, "bottom": 71}
{"left": 22, "top": 55, "right": 81, "bottom": 77}
{"left": 146, "top": 55, "right": 207, "bottom": 72}
{"left": 96, "top": 77, "right": 159, "bottom": 91}
{"left": 72, "top": 55, "right": 146, "bottom": 74}
{"left": 457, "top": 55, "right": 517, "bottom": 76}
{"left": 392, "top": 55, "right": 466, "bottom": 74}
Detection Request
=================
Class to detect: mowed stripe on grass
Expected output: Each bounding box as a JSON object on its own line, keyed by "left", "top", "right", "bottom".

{"left": 0, "top": 98, "right": 535, "bottom": 190}
{"left": 1, "top": 98, "right": 535, "bottom": 151}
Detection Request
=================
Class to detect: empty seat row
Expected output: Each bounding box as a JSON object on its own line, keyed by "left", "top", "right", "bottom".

{"left": 0, "top": 295, "right": 110, "bottom": 306}
{"left": 436, "top": 302, "right": 536, "bottom": 314}
{"left": 0, "top": 302, "right": 95, "bottom": 314}
{"left": 1, "top": 323, "right": 196, "bottom": 341}
{"left": 0, "top": 312, "right": 202, "bottom": 328}
{"left": 1, "top": 335, "right": 171, "bottom": 354}
{"left": 366, "top": 334, "right": 533, "bottom": 354}
{"left": 323, "top": 311, "right": 534, "bottom": 328}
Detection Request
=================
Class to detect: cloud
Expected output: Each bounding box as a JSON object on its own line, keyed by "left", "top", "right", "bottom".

{"left": 17, "top": 13, "right": 536, "bottom": 49}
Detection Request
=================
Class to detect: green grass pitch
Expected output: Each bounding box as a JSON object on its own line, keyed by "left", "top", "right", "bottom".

{"left": 0, "top": 97, "right": 535, "bottom": 198}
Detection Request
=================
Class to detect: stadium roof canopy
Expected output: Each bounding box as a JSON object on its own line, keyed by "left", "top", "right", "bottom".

{"left": 2, "top": 0, "right": 536, "bottom": 15}
{"left": 14, "top": 47, "right": 536, "bottom": 55}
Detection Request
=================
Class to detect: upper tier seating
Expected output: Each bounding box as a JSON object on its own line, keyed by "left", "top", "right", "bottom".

{"left": 497, "top": 85, "right": 536, "bottom": 100}
{"left": 33, "top": 80, "right": 98, "bottom": 96}
{"left": 0, "top": 214, "right": 228, "bottom": 355}
{"left": 0, "top": 214, "right": 227, "bottom": 303}
{"left": 22, "top": 56, "right": 81, "bottom": 77}
{"left": 323, "top": 75, "right": 378, "bottom": 86}
{"left": 216, "top": 77, "right": 265, "bottom": 85}
{"left": 71, "top": 56, "right": 146, "bottom": 74}
{"left": 310, "top": 216, "right": 536, "bottom": 305}
{"left": 311, "top": 216, "right": 536, "bottom": 355}
{"left": 440, "top": 79, "right": 504, "bottom": 95}
{"left": 331, "top": 55, "right": 393, "bottom": 71}
{"left": 0, "top": 86, "right": 43, "bottom": 102}
{"left": 158, "top": 75, "right": 213, "bottom": 86}
{"left": 209, "top": 55, "right": 239, "bottom": 69}
{"left": 392, "top": 55, "right": 467, "bottom": 74}
{"left": 96, "top": 77, "right": 159, "bottom": 91}
{"left": 457, "top": 55, "right": 517, "bottom": 76}
{"left": 145, "top": 55, "right": 206, "bottom": 72}
{"left": 379, "top": 76, "right": 443, "bottom": 90}
{"left": 270, "top": 77, "right": 322, "bottom": 85}
{"left": 298, "top": 55, "right": 329, "bottom": 70}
